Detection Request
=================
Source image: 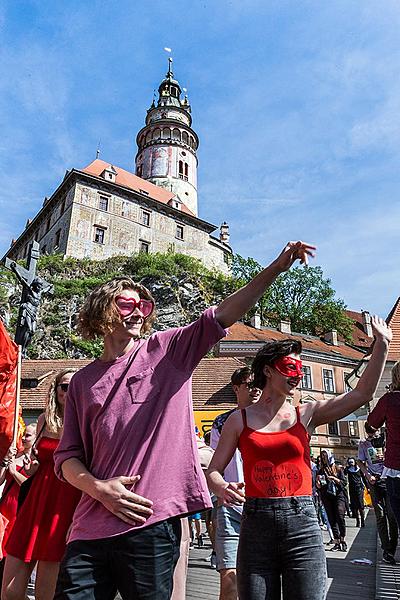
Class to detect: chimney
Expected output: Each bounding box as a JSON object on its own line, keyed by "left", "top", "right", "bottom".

{"left": 361, "top": 311, "right": 373, "bottom": 337}
{"left": 251, "top": 314, "right": 261, "bottom": 329}
{"left": 324, "top": 330, "right": 338, "bottom": 346}
{"left": 219, "top": 222, "right": 230, "bottom": 244}
{"left": 279, "top": 319, "right": 291, "bottom": 334}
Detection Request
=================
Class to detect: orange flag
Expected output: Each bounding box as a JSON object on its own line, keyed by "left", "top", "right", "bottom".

{"left": 0, "top": 320, "right": 19, "bottom": 462}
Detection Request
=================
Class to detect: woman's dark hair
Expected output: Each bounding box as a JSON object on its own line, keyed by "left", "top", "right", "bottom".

{"left": 251, "top": 339, "right": 302, "bottom": 390}
{"left": 231, "top": 367, "right": 251, "bottom": 387}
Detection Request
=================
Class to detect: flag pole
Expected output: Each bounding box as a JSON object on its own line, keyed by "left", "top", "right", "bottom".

{"left": 11, "top": 346, "right": 22, "bottom": 448}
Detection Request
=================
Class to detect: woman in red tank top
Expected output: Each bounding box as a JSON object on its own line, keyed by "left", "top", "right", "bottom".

{"left": 2, "top": 369, "right": 81, "bottom": 600}
{"left": 207, "top": 316, "right": 391, "bottom": 600}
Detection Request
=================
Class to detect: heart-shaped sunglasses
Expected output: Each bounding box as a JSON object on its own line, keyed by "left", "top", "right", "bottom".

{"left": 115, "top": 296, "right": 154, "bottom": 318}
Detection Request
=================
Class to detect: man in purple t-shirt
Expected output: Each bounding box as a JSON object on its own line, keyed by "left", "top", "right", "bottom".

{"left": 53, "top": 241, "right": 315, "bottom": 600}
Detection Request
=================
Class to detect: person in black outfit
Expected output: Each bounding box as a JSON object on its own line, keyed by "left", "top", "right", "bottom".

{"left": 345, "top": 458, "right": 365, "bottom": 527}
{"left": 317, "top": 451, "right": 348, "bottom": 551}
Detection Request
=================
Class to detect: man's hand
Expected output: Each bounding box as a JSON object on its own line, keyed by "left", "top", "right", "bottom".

{"left": 371, "top": 316, "right": 392, "bottom": 345}
{"left": 274, "top": 241, "right": 316, "bottom": 272}
{"left": 220, "top": 482, "right": 245, "bottom": 507}
{"left": 94, "top": 475, "right": 153, "bottom": 525}
{"left": 368, "top": 474, "right": 377, "bottom": 485}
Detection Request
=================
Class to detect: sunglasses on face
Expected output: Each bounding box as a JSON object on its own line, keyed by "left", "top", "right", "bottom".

{"left": 58, "top": 383, "right": 69, "bottom": 392}
{"left": 115, "top": 296, "right": 154, "bottom": 319}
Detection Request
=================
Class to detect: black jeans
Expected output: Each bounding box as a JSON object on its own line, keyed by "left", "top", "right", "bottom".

{"left": 386, "top": 477, "right": 400, "bottom": 532}
{"left": 237, "top": 497, "right": 326, "bottom": 600}
{"left": 54, "top": 518, "right": 181, "bottom": 600}
{"left": 370, "top": 479, "right": 398, "bottom": 554}
{"left": 322, "top": 494, "right": 346, "bottom": 539}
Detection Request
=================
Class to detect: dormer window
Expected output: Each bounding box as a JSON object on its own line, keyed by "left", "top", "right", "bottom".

{"left": 101, "top": 165, "right": 117, "bottom": 183}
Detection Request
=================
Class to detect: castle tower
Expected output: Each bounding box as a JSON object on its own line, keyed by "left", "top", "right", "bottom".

{"left": 135, "top": 58, "right": 199, "bottom": 216}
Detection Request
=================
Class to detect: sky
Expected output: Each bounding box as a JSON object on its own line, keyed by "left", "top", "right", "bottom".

{"left": 1, "top": 0, "right": 400, "bottom": 317}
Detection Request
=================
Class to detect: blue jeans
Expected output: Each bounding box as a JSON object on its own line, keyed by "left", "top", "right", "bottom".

{"left": 237, "top": 497, "right": 327, "bottom": 600}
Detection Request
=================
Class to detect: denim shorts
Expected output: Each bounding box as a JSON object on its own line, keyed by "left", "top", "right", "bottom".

{"left": 215, "top": 505, "right": 242, "bottom": 571}
{"left": 238, "top": 496, "right": 326, "bottom": 600}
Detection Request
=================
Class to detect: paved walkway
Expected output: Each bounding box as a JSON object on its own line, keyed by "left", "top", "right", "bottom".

{"left": 187, "top": 510, "right": 377, "bottom": 599}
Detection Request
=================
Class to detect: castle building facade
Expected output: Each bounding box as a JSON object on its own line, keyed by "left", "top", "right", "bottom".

{"left": 4, "top": 61, "right": 232, "bottom": 273}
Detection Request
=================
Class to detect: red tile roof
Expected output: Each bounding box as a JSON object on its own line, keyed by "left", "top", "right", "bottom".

{"left": 345, "top": 310, "right": 373, "bottom": 349}
{"left": 224, "top": 322, "right": 367, "bottom": 361}
{"left": 20, "top": 357, "right": 245, "bottom": 412}
{"left": 192, "top": 357, "right": 246, "bottom": 410}
{"left": 387, "top": 297, "right": 400, "bottom": 362}
{"left": 21, "top": 359, "right": 90, "bottom": 410}
{"left": 81, "top": 159, "right": 195, "bottom": 216}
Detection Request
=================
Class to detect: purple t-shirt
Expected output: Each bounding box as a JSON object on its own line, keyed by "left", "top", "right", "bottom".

{"left": 54, "top": 307, "right": 227, "bottom": 542}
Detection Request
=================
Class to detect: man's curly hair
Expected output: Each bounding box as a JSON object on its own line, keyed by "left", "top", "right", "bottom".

{"left": 78, "top": 277, "right": 156, "bottom": 340}
{"left": 252, "top": 339, "right": 302, "bottom": 390}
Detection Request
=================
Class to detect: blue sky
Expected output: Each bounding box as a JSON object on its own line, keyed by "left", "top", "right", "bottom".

{"left": 1, "top": 0, "right": 399, "bottom": 317}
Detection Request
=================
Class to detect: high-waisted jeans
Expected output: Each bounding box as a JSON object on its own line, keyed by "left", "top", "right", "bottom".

{"left": 237, "top": 496, "right": 327, "bottom": 600}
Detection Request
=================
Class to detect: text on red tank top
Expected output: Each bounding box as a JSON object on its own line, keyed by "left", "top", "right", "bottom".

{"left": 238, "top": 408, "right": 312, "bottom": 498}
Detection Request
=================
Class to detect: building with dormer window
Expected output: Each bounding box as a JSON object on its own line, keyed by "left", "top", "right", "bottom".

{"left": 4, "top": 60, "right": 232, "bottom": 273}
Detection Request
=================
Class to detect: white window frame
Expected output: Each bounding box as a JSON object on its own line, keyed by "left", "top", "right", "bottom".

{"left": 323, "top": 368, "right": 335, "bottom": 393}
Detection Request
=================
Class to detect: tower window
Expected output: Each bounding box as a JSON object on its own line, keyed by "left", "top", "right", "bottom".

{"left": 153, "top": 128, "right": 161, "bottom": 139}
{"left": 178, "top": 161, "right": 188, "bottom": 181}
{"left": 182, "top": 132, "right": 189, "bottom": 144}
{"left": 99, "top": 196, "right": 109, "bottom": 211}
{"left": 162, "top": 127, "right": 171, "bottom": 139}
{"left": 142, "top": 210, "right": 151, "bottom": 227}
{"left": 140, "top": 241, "right": 150, "bottom": 253}
{"left": 137, "top": 164, "right": 143, "bottom": 177}
{"left": 94, "top": 226, "right": 106, "bottom": 244}
{"left": 176, "top": 225, "right": 184, "bottom": 240}
{"left": 173, "top": 128, "right": 181, "bottom": 141}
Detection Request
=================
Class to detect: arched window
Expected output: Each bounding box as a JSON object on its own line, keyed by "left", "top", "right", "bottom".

{"left": 182, "top": 131, "right": 189, "bottom": 144}
{"left": 162, "top": 127, "right": 171, "bottom": 139}
{"left": 172, "top": 128, "right": 181, "bottom": 141}
{"left": 153, "top": 128, "right": 161, "bottom": 139}
{"left": 146, "top": 131, "right": 152, "bottom": 143}
{"left": 178, "top": 161, "right": 183, "bottom": 177}
{"left": 184, "top": 163, "right": 189, "bottom": 178}
{"left": 189, "top": 136, "right": 195, "bottom": 149}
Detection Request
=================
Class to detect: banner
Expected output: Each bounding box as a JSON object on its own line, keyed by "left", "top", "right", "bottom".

{"left": 0, "top": 320, "right": 19, "bottom": 461}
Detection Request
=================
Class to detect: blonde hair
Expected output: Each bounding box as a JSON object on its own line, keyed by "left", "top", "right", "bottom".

{"left": 392, "top": 361, "right": 400, "bottom": 392}
{"left": 45, "top": 369, "right": 77, "bottom": 433}
{"left": 78, "top": 277, "right": 156, "bottom": 340}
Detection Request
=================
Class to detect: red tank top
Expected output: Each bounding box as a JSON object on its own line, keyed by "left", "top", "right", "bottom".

{"left": 238, "top": 406, "right": 312, "bottom": 498}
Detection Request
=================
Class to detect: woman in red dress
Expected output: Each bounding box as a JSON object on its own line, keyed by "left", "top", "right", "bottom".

{"left": 2, "top": 369, "right": 82, "bottom": 600}
{"left": 0, "top": 423, "right": 36, "bottom": 562}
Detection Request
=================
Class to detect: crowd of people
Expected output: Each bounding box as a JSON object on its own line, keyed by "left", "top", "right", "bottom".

{"left": 0, "top": 240, "right": 398, "bottom": 600}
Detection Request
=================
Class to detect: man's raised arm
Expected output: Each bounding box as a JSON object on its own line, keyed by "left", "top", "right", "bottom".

{"left": 215, "top": 241, "right": 316, "bottom": 329}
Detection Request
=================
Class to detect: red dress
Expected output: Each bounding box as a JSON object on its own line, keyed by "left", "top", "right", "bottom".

{"left": 0, "top": 465, "right": 27, "bottom": 556}
{"left": 6, "top": 437, "right": 81, "bottom": 562}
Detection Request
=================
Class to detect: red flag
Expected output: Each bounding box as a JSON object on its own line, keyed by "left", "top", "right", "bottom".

{"left": 0, "top": 320, "right": 18, "bottom": 462}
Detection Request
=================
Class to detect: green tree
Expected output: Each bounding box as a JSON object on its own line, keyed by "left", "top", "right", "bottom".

{"left": 232, "top": 255, "right": 353, "bottom": 341}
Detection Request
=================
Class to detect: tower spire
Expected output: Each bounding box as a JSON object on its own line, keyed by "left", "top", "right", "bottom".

{"left": 167, "top": 56, "right": 174, "bottom": 79}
